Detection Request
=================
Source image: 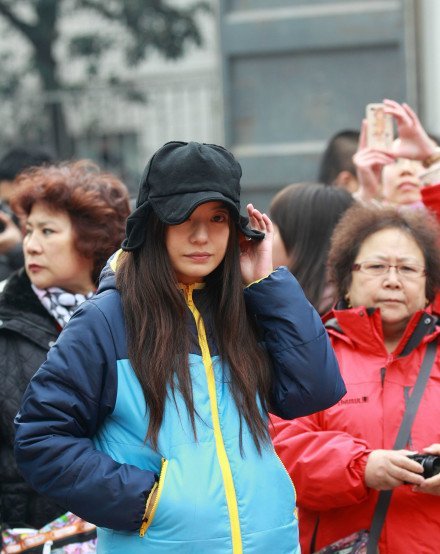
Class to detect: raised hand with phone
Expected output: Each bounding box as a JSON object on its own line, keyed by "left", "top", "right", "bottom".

{"left": 353, "top": 99, "right": 439, "bottom": 207}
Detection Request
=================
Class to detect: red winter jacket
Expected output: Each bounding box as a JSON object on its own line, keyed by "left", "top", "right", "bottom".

{"left": 421, "top": 182, "right": 440, "bottom": 222}
{"left": 271, "top": 305, "right": 440, "bottom": 554}
{"left": 422, "top": 183, "right": 440, "bottom": 315}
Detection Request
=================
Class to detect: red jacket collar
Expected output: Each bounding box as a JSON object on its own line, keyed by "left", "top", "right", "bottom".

{"left": 324, "top": 305, "right": 439, "bottom": 357}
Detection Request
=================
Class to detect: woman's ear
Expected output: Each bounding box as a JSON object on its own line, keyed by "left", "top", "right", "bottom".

{"left": 334, "top": 170, "right": 358, "bottom": 194}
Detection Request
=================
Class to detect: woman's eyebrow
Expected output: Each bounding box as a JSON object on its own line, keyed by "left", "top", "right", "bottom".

{"left": 367, "top": 255, "right": 423, "bottom": 262}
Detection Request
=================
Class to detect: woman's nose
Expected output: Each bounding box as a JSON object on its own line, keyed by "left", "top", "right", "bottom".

{"left": 190, "top": 222, "right": 209, "bottom": 243}
{"left": 383, "top": 266, "right": 403, "bottom": 286}
{"left": 25, "top": 232, "right": 42, "bottom": 253}
{"left": 398, "top": 159, "right": 417, "bottom": 174}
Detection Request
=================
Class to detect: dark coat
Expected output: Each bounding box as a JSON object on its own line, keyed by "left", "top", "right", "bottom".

{"left": 0, "top": 269, "right": 65, "bottom": 529}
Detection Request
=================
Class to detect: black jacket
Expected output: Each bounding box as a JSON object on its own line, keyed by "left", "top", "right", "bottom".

{"left": 0, "top": 269, "right": 64, "bottom": 529}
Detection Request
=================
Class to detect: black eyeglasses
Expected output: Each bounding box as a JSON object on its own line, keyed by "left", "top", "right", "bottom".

{"left": 351, "top": 261, "right": 426, "bottom": 279}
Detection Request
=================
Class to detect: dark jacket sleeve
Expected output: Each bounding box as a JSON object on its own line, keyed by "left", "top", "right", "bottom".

{"left": 244, "top": 267, "right": 345, "bottom": 419}
{"left": 14, "top": 300, "right": 156, "bottom": 531}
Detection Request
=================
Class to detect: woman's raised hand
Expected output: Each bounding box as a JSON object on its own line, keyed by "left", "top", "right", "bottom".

{"left": 239, "top": 204, "right": 274, "bottom": 285}
{"left": 353, "top": 118, "right": 395, "bottom": 203}
{"left": 383, "top": 99, "right": 437, "bottom": 161}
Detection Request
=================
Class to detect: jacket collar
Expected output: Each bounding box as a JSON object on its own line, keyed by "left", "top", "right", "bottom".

{"left": 324, "top": 304, "right": 439, "bottom": 357}
{"left": 0, "top": 269, "right": 59, "bottom": 336}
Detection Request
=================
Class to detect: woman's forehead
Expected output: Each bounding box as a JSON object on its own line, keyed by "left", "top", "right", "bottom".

{"left": 357, "top": 227, "right": 424, "bottom": 259}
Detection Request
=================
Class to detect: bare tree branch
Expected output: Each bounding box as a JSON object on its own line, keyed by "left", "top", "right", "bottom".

{"left": 73, "top": 0, "right": 119, "bottom": 20}
{"left": 0, "top": 1, "right": 34, "bottom": 38}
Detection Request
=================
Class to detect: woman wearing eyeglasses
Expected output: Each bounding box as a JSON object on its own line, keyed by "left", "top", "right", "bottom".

{"left": 271, "top": 204, "right": 440, "bottom": 553}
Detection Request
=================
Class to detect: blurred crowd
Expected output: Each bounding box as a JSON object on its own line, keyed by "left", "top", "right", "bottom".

{"left": 1, "top": 99, "right": 440, "bottom": 554}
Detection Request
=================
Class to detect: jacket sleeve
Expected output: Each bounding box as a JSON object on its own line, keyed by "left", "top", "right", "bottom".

{"left": 14, "top": 300, "right": 156, "bottom": 532}
{"left": 421, "top": 182, "right": 440, "bottom": 222}
{"left": 270, "top": 414, "right": 372, "bottom": 511}
{"left": 244, "top": 267, "right": 346, "bottom": 418}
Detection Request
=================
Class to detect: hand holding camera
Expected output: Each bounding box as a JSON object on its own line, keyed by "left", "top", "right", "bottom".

{"left": 410, "top": 444, "right": 440, "bottom": 496}
{"left": 365, "top": 449, "right": 425, "bottom": 490}
{"left": 407, "top": 453, "right": 440, "bottom": 479}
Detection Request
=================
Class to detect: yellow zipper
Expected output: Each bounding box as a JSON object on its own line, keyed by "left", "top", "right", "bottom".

{"left": 274, "top": 449, "right": 298, "bottom": 519}
{"left": 139, "top": 457, "right": 169, "bottom": 537}
{"left": 184, "top": 284, "right": 243, "bottom": 554}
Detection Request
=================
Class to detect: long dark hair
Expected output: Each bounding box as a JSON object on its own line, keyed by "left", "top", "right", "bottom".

{"left": 116, "top": 211, "right": 271, "bottom": 452}
{"left": 270, "top": 182, "right": 354, "bottom": 311}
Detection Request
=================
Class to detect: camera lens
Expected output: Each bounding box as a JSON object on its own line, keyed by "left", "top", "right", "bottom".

{"left": 409, "top": 454, "right": 440, "bottom": 479}
{"left": 422, "top": 455, "right": 440, "bottom": 479}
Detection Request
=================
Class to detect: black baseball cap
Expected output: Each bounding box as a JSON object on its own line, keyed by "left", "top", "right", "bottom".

{"left": 122, "top": 141, "right": 264, "bottom": 251}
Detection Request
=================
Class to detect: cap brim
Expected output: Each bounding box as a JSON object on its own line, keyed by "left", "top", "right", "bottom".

{"left": 150, "top": 191, "right": 239, "bottom": 225}
{"left": 122, "top": 194, "right": 265, "bottom": 251}
{"left": 151, "top": 192, "right": 264, "bottom": 240}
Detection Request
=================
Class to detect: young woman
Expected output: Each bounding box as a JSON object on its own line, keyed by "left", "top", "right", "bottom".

{"left": 270, "top": 182, "right": 354, "bottom": 314}
{"left": 14, "top": 141, "right": 345, "bottom": 554}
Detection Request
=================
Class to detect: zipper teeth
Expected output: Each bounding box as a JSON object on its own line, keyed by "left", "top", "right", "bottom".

{"left": 274, "top": 449, "right": 298, "bottom": 519}
{"left": 185, "top": 286, "right": 243, "bottom": 554}
{"left": 139, "top": 458, "right": 168, "bottom": 537}
{"left": 274, "top": 450, "right": 296, "bottom": 498}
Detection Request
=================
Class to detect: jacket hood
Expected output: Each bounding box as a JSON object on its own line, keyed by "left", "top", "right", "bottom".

{"left": 97, "top": 251, "right": 120, "bottom": 294}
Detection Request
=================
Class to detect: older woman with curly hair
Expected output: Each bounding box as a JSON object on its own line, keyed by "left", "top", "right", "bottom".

{"left": 271, "top": 204, "right": 440, "bottom": 553}
{"left": 0, "top": 160, "right": 130, "bottom": 531}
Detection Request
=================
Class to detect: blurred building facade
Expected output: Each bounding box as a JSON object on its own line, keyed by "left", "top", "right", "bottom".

{"left": 0, "top": 0, "right": 222, "bottom": 195}
{"left": 0, "top": 0, "right": 439, "bottom": 202}
{"left": 219, "top": 0, "right": 439, "bottom": 209}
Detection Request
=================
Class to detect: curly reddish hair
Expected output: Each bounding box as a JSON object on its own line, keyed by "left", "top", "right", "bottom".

{"left": 328, "top": 204, "right": 440, "bottom": 303}
{"left": 10, "top": 160, "right": 131, "bottom": 284}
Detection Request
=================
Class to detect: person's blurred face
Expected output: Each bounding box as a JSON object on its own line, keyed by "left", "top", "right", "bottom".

{"left": 0, "top": 180, "right": 15, "bottom": 203}
{"left": 382, "top": 158, "right": 424, "bottom": 206}
{"left": 24, "top": 203, "right": 95, "bottom": 293}
{"left": 166, "top": 201, "right": 230, "bottom": 284}
{"left": 272, "top": 224, "right": 290, "bottom": 268}
{"left": 347, "top": 228, "right": 427, "bottom": 337}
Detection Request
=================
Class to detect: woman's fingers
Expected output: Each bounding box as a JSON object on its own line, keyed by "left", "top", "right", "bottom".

{"left": 246, "top": 203, "right": 272, "bottom": 233}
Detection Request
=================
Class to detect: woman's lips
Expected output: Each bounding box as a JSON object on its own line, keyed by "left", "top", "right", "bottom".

{"left": 185, "top": 253, "right": 211, "bottom": 262}
{"left": 27, "top": 264, "right": 44, "bottom": 272}
{"left": 397, "top": 181, "right": 419, "bottom": 191}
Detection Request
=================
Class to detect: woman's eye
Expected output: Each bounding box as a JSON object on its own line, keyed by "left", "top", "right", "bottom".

{"left": 212, "top": 214, "right": 228, "bottom": 223}
{"left": 400, "top": 265, "right": 418, "bottom": 274}
{"left": 42, "top": 228, "right": 54, "bottom": 236}
{"left": 367, "top": 263, "right": 386, "bottom": 270}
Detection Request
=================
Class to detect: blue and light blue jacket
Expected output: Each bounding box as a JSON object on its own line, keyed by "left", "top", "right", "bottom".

{"left": 15, "top": 265, "right": 344, "bottom": 553}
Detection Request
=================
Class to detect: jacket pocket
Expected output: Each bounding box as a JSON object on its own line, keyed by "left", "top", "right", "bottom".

{"left": 139, "top": 457, "right": 169, "bottom": 537}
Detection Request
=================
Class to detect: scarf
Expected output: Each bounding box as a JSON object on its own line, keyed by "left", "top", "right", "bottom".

{"left": 32, "top": 285, "right": 94, "bottom": 328}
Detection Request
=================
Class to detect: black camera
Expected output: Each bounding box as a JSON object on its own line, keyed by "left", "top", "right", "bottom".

{"left": 407, "top": 454, "right": 440, "bottom": 479}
